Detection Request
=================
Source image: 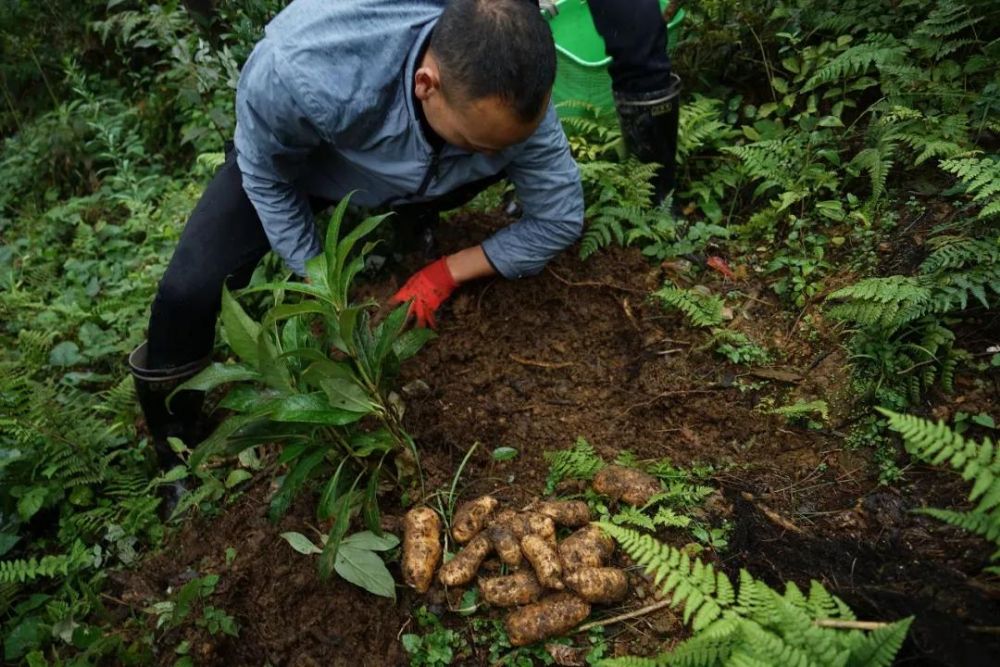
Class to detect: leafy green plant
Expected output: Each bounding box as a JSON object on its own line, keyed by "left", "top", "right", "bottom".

{"left": 280, "top": 530, "right": 399, "bottom": 599}
{"left": 597, "top": 524, "right": 912, "bottom": 667}
{"left": 402, "top": 606, "right": 470, "bottom": 666}
{"left": 880, "top": 409, "right": 1000, "bottom": 572}
{"left": 176, "top": 196, "right": 435, "bottom": 578}
{"left": 827, "top": 234, "right": 998, "bottom": 406}
{"left": 654, "top": 286, "right": 726, "bottom": 328}
{"left": 148, "top": 572, "right": 238, "bottom": 644}
{"left": 768, "top": 400, "right": 831, "bottom": 427}
{"left": 544, "top": 437, "right": 605, "bottom": 494}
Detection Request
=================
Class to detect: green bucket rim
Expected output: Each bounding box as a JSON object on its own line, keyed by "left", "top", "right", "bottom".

{"left": 551, "top": 4, "right": 686, "bottom": 68}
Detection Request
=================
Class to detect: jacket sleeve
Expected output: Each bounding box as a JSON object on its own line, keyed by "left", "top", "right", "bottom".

{"left": 234, "top": 44, "right": 324, "bottom": 276}
{"left": 481, "top": 103, "right": 584, "bottom": 279}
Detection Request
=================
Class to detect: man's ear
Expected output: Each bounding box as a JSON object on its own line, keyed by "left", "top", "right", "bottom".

{"left": 414, "top": 66, "right": 441, "bottom": 101}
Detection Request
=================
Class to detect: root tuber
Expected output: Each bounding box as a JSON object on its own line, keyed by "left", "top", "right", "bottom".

{"left": 403, "top": 507, "right": 442, "bottom": 593}
{"left": 451, "top": 495, "right": 499, "bottom": 543}
{"left": 504, "top": 592, "right": 591, "bottom": 647}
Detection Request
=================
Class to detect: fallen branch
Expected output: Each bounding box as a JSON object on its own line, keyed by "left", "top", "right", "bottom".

{"left": 577, "top": 598, "right": 673, "bottom": 632}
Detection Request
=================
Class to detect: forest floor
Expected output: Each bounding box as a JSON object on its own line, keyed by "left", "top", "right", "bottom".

{"left": 111, "top": 213, "right": 1000, "bottom": 666}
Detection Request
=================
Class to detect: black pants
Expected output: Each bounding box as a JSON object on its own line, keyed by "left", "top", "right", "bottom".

{"left": 146, "top": 149, "right": 502, "bottom": 369}
{"left": 586, "top": 0, "right": 672, "bottom": 94}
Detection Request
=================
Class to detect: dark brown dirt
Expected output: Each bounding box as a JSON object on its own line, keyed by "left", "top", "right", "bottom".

{"left": 116, "top": 212, "right": 1000, "bottom": 666}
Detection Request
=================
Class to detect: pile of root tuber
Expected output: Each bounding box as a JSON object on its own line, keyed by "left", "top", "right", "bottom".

{"left": 402, "top": 465, "right": 662, "bottom": 646}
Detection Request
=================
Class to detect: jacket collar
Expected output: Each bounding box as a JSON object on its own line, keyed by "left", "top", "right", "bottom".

{"left": 403, "top": 20, "right": 440, "bottom": 155}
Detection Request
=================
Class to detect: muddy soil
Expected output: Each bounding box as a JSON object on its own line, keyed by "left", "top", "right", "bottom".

{"left": 116, "top": 212, "right": 1000, "bottom": 666}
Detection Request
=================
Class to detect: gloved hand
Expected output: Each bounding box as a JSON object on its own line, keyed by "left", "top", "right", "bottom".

{"left": 389, "top": 257, "right": 457, "bottom": 329}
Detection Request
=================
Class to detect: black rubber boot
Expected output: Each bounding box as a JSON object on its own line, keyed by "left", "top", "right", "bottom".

{"left": 614, "top": 73, "right": 683, "bottom": 205}
{"left": 128, "top": 341, "right": 210, "bottom": 518}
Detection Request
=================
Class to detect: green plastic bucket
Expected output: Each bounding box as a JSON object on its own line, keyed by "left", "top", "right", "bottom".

{"left": 547, "top": 1, "right": 685, "bottom": 116}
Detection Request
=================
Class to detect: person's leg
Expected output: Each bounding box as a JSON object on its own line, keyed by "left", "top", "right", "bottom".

{"left": 587, "top": 0, "right": 671, "bottom": 95}
{"left": 130, "top": 148, "right": 273, "bottom": 489}
{"left": 587, "top": 0, "right": 681, "bottom": 203}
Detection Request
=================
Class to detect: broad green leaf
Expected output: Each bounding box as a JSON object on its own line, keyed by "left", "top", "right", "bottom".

{"left": 317, "top": 458, "right": 351, "bottom": 521}
{"left": 492, "top": 446, "right": 518, "bottom": 462}
{"left": 0, "top": 532, "right": 20, "bottom": 558}
{"left": 337, "top": 307, "right": 363, "bottom": 355}
{"left": 321, "top": 378, "right": 375, "bottom": 413}
{"left": 171, "top": 363, "right": 260, "bottom": 397}
{"left": 342, "top": 530, "right": 399, "bottom": 552}
{"left": 191, "top": 414, "right": 269, "bottom": 468}
{"left": 392, "top": 328, "right": 436, "bottom": 362}
{"left": 277, "top": 442, "right": 307, "bottom": 465}
{"left": 336, "top": 213, "right": 392, "bottom": 282}
{"left": 374, "top": 304, "right": 410, "bottom": 364}
{"left": 302, "top": 359, "right": 356, "bottom": 389}
{"left": 334, "top": 540, "right": 396, "bottom": 599}
{"left": 271, "top": 393, "right": 367, "bottom": 425}
{"left": 220, "top": 287, "right": 261, "bottom": 367}
{"left": 305, "top": 252, "right": 329, "bottom": 293}
{"left": 362, "top": 469, "right": 382, "bottom": 535}
{"left": 319, "top": 481, "right": 360, "bottom": 579}
{"left": 217, "top": 386, "right": 282, "bottom": 413}
{"left": 263, "top": 301, "right": 329, "bottom": 327}
{"left": 257, "top": 331, "right": 292, "bottom": 391}
{"left": 349, "top": 428, "right": 396, "bottom": 456}
{"left": 16, "top": 488, "right": 46, "bottom": 521}
{"left": 269, "top": 448, "right": 325, "bottom": 521}
{"left": 280, "top": 531, "right": 323, "bottom": 555}
{"left": 240, "top": 281, "right": 334, "bottom": 305}
{"left": 324, "top": 196, "right": 355, "bottom": 291}
{"left": 225, "top": 469, "right": 253, "bottom": 488}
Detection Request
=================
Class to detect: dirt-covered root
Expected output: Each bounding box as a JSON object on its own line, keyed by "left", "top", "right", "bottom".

{"left": 403, "top": 507, "right": 442, "bottom": 593}
{"left": 592, "top": 465, "right": 662, "bottom": 506}
{"left": 558, "top": 525, "right": 614, "bottom": 573}
{"left": 532, "top": 500, "right": 591, "bottom": 527}
{"left": 521, "top": 534, "right": 564, "bottom": 590}
{"left": 438, "top": 534, "right": 492, "bottom": 586}
{"left": 564, "top": 567, "right": 628, "bottom": 603}
{"left": 504, "top": 593, "right": 592, "bottom": 647}
{"left": 451, "top": 495, "right": 498, "bottom": 543}
{"left": 479, "top": 571, "right": 544, "bottom": 607}
{"left": 486, "top": 523, "right": 523, "bottom": 567}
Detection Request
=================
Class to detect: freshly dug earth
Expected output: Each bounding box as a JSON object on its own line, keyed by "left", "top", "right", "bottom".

{"left": 117, "top": 212, "right": 1000, "bottom": 666}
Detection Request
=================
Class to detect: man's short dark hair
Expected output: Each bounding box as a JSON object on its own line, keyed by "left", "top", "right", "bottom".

{"left": 430, "top": 0, "right": 556, "bottom": 122}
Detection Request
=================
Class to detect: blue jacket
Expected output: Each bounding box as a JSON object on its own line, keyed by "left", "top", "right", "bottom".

{"left": 234, "top": 0, "right": 584, "bottom": 277}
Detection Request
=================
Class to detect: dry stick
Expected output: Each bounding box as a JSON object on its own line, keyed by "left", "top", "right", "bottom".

{"left": 546, "top": 267, "right": 645, "bottom": 294}
{"left": 740, "top": 491, "right": 805, "bottom": 534}
{"left": 620, "top": 387, "right": 724, "bottom": 417}
{"left": 509, "top": 353, "right": 575, "bottom": 369}
{"left": 577, "top": 598, "right": 673, "bottom": 632}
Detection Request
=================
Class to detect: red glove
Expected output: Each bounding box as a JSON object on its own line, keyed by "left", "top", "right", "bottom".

{"left": 390, "top": 258, "right": 457, "bottom": 329}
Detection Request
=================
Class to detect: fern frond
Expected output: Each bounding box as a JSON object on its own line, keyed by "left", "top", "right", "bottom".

{"left": 655, "top": 286, "right": 725, "bottom": 328}
{"left": 544, "top": 437, "right": 605, "bottom": 493}
{"left": 598, "top": 523, "right": 732, "bottom": 630}
{"left": 0, "top": 541, "right": 93, "bottom": 584}
{"left": 804, "top": 34, "right": 908, "bottom": 90}
{"left": 939, "top": 156, "right": 1000, "bottom": 220}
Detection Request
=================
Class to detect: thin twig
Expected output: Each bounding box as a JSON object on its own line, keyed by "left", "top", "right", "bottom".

{"left": 619, "top": 387, "right": 724, "bottom": 416}
{"left": 578, "top": 599, "right": 673, "bottom": 632}
{"left": 546, "top": 267, "right": 644, "bottom": 294}
{"left": 509, "top": 353, "right": 575, "bottom": 369}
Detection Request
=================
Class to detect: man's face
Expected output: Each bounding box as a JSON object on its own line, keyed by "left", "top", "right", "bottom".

{"left": 415, "top": 55, "right": 547, "bottom": 155}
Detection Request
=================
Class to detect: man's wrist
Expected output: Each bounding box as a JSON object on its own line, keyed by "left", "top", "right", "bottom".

{"left": 445, "top": 245, "right": 497, "bottom": 284}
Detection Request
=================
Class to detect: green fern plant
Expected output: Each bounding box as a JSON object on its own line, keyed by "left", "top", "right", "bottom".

{"left": 879, "top": 409, "right": 1000, "bottom": 570}
{"left": 598, "top": 524, "right": 912, "bottom": 667}
{"left": 939, "top": 156, "right": 1000, "bottom": 220}
{"left": 654, "top": 286, "right": 726, "bottom": 328}
{"left": 544, "top": 437, "right": 605, "bottom": 494}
